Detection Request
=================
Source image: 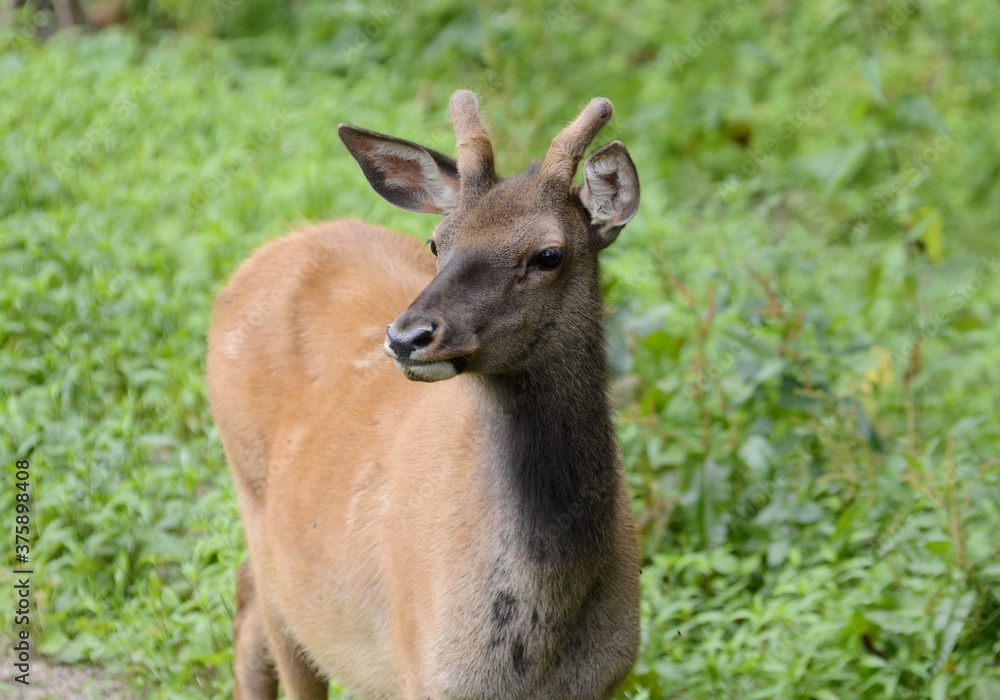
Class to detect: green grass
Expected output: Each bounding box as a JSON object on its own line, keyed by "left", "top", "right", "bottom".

{"left": 1, "top": 1, "right": 998, "bottom": 697}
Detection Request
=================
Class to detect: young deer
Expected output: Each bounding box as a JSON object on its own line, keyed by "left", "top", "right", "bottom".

{"left": 207, "top": 90, "right": 641, "bottom": 700}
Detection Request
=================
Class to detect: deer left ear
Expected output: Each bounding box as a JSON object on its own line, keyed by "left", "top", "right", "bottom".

{"left": 580, "top": 141, "right": 640, "bottom": 250}
{"left": 338, "top": 124, "right": 461, "bottom": 214}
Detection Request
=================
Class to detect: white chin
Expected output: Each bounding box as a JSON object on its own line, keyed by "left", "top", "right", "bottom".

{"left": 394, "top": 359, "right": 458, "bottom": 382}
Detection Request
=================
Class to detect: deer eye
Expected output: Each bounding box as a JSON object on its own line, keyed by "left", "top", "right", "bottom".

{"left": 427, "top": 239, "right": 438, "bottom": 256}
{"left": 529, "top": 248, "right": 563, "bottom": 270}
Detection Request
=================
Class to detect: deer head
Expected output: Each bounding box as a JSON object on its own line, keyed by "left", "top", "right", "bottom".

{"left": 338, "top": 91, "right": 639, "bottom": 382}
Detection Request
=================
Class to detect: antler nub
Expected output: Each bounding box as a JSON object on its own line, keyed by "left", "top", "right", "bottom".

{"left": 450, "top": 90, "right": 496, "bottom": 197}
{"left": 541, "top": 97, "right": 614, "bottom": 186}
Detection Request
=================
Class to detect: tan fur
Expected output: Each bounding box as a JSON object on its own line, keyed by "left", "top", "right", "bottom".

{"left": 208, "top": 94, "right": 642, "bottom": 700}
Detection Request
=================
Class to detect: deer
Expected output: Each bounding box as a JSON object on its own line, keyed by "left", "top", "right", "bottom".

{"left": 206, "top": 90, "right": 642, "bottom": 700}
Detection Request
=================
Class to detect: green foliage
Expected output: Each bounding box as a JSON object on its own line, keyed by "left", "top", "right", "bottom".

{"left": 2, "top": 0, "right": 998, "bottom": 697}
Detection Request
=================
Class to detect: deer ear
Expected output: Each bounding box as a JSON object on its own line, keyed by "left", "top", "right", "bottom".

{"left": 579, "top": 141, "right": 640, "bottom": 249}
{"left": 338, "top": 124, "right": 461, "bottom": 214}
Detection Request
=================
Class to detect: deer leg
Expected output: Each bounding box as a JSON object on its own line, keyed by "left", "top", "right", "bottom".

{"left": 233, "top": 561, "right": 278, "bottom": 700}
{"left": 258, "top": 593, "right": 328, "bottom": 700}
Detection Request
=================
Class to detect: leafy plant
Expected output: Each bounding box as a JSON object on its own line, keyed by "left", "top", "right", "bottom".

{"left": 2, "top": 1, "right": 998, "bottom": 697}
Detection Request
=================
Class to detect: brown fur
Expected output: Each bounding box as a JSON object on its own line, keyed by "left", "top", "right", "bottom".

{"left": 207, "top": 93, "right": 642, "bottom": 699}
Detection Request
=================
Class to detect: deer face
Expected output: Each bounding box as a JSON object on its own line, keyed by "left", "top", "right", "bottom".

{"left": 338, "top": 92, "right": 639, "bottom": 382}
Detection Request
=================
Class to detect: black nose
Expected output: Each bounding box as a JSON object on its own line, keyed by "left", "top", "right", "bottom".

{"left": 387, "top": 324, "right": 435, "bottom": 359}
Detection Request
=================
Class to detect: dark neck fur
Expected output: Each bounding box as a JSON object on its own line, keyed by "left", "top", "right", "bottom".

{"left": 477, "top": 306, "right": 621, "bottom": 564}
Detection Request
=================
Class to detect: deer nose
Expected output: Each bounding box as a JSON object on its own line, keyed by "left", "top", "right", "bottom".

{"left": 386, "top": 324, "right": 435, "bottom": 359}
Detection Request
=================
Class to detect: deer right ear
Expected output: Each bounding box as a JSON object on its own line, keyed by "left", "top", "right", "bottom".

{"left": 338, "top": 124, "right": 461, "bottom": 214}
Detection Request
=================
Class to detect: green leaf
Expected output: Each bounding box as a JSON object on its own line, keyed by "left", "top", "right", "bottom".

{"left": 930, "top": 674, "right": 949, "bottom": 700}
{"left": 923, "top": 538, "right": 951, "bottom": 555}
{"left": 38, "top": 631, "right": 69, "bottom": 656}
{"left": 862, "top": 55, "right": 885, "bottom": 105}
{"left": 711, "top": 554, "right": 739, "bottom": 576}
{"left": 738, "top": 435, "right": 774, "bottom": 473}
{"left": 822, "top": 142, "right": 870, "bottom": 196}
{"left": 767, "top": 539, "right": 790, "bottom": 568}
{"left": 910, "top": 207, "right": 944, "bottom": 262}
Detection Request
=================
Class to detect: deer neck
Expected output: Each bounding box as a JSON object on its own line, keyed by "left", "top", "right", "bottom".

{"left": 474, "top": 305, "right": 621, "bottom": 566}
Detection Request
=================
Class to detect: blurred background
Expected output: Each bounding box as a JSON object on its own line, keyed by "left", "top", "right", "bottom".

{"left": 1, "top": 0, "right": 998, "bottom": 697}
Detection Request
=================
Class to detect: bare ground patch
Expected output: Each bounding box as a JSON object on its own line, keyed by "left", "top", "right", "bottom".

{"left": 0, "top": 648, "right": 136, "bottom": 700}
